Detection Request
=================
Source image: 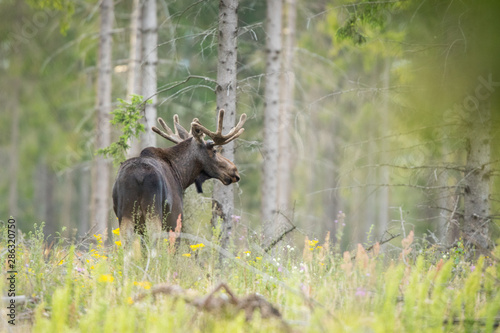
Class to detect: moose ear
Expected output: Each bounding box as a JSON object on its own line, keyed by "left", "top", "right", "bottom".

{"left": 205, "top": 141, "right": 215, "bottom": 150}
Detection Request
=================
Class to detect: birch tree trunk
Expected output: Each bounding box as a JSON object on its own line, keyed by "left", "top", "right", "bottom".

{"left": 463, "top": 99, "right": 491, "bottom": 250}
{"left": 276, "top": 0, "right": 296, "bottom": 235}
{"left": 127, "top": 0, "right": 143, "bottom": 157}
{"left": 213, "top": 0, "right": 239, "bottom": 249}
{"left": 262, "top": 0, "right": 282, "bottom": 242}
{"left": 377, "top": 59, "right": 390, "bottom": 237}
{"left": 140, "top": 0, "right": 158, "bottom": 149}
{"left": 91, "top": 0, "right": 114, "bottom": 234}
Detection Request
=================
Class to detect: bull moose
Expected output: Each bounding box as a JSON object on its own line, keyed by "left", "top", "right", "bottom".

{"left": 112, "top": 109, "right": 247, "bottom": 240}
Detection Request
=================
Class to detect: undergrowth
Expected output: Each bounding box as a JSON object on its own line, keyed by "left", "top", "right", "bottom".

{"left": 1, "top": 215, "right": 500, "bottom": 332}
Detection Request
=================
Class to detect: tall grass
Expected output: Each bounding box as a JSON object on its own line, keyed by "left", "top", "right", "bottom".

{"left": 2, "top": 221, "right": 500, "bottom": 332}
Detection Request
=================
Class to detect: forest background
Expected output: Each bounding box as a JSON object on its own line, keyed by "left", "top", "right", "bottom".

{"left": 1, "top": 0, "right": 500, "bottom": 252}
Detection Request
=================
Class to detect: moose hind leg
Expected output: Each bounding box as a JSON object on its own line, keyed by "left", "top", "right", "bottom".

{"left": 142, "top": 197, "right": 162, "bottom": 244}
{"left": 119, "top": 216, "right": 135, "bottom": 245}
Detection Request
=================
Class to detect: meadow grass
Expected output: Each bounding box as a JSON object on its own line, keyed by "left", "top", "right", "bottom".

{"left": 2, "top": 221, "right": 500, "bottom": 332}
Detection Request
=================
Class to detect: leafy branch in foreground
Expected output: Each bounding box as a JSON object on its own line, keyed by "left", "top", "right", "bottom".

{"left": 97, "top": 94, "right": 150, "bottom": 165}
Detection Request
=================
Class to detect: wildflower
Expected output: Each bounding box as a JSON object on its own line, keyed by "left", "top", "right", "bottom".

{"left": 93, "top": 234, "right": 102, "bottom": 241}
{"left": 278, "top": 266, "right": 283, "bottom": 272}
{"left": 134, "top": 281, "right": 152, "bottom": 290}
{"left": 316, "top": 246, "right": 323, "bottom": 250}
{"left": 239, "top": 236, "right": 245, "bottom": 240}
{"left": 470, "top": 265, "right": 476, "bottom": 272}
{"left": 231, "top": 215, "right": 241, "bottom": 222}
{"left": 235, "top": 256, "right": 240, "bottom": 259}
{"left": 256, "top": 257, "right": 262, "bottom": 260}
{"left": 308, "top": 240, "right": 319, "bottom": 247}
{"left": 58, "top": 260, "right": 64, "bottom": 266}
{"left": 75, "top": 267, "right": 84, "bottom": 273}
{"left": 115, "top": 241, "right": 122, "bottom": 247}
{"left": 112, "top": 228, "right": 120, "bottom": 235}
{"left": 355, "top": 287, "right": 367, "bottom": 297}
{"left": 320, "top": 263, "right": 325, "bottom": 266}
{"left": 182, "top": 253, "right": 191, "bottom": 257}
{"left": 190, "top": 243, "right": 205, "bottom": 251}
{"left": 98, "top": 274, "right": 114, "bottom": 283}
{"left": 244, "top": 251, "right": 251, "bottom": 254}
{"left": 334, "top": 220, "right": 338, "bottom": 224}
{"left": 127, "top": 297, "right": 134, "bottom": 305}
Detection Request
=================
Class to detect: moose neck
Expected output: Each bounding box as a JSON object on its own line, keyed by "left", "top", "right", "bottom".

{"left": 162, "top": 139, "right": 204, "bottom": 190}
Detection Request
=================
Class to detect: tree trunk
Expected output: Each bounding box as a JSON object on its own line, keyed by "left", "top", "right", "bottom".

{"left": 78, "top": 165, "right": 91, "bottom": 237}
{"left": 213, "top": 0, "right": 239, "bottom": 249}
{"left": 36, "top": 161, "right": 55, "bottom": 237}
{"left": 276, "top": 0, "right": 296, "bottom": 236}
{"left": 8, "top": 82, "right": 20, "bottom": 218}
{"left": 463, "top": 99, "right": 491, "bottom": 249}
{"left": 91, "top": 0, "right": 114, "bottom": 234}
{"left": 127, "top": 0, "right": 143, "bottom": 157}
{"left": 377, "top": 59, "right": 390, "bottom": 238}
{"left": 261, "top": 0, "right": 282, "bottom": 243}
{"left": 139, "top": 0, "right": 158, "bottom": 149}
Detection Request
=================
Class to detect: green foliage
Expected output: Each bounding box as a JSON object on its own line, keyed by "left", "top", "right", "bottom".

{"left": 25, "top": 0, "right": 75, "bottom": 34}
{"left": 97, "top": 95, "right": 149, "bottom": 165}
{"left": 335, "top": 0, "right": 402, "bottom": 45}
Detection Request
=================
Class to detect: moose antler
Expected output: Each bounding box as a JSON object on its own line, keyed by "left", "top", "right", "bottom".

{"left": 191, "top": 109, "right": 247, "bottom": 145}
{"left": 152, "top": 115, "right": 191, "bottom": 144}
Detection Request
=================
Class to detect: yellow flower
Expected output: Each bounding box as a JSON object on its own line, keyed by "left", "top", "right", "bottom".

{"left": 112, "top": 228, "right": 120, "bottom": 235}
{"left": 244, "top": 251, "right": 251, "bottom": 254}
{"left": 235, "top": 256, "right": 240, "bottom": 259}
{"left": 98, "top": 274, "right": 114, "bottom": 283}
{"left": 93, "top": 234, "right": 102, "bottom": 241}
{"left": 127, "top": 297, "right": 134, "bottom": 305}
{"left": 319, "top": 262, "right": 325, "bottom": 266}
{"left": 90, "top": 266, "right": 95, "bottom": 270}
{"left": 182, "top": 253, "right": 191, "bottom": 257}
{"left": 256, "top": 257, "right": 262, "bottom": 260}
{"left": 309, "top": 240, "right": 319, "bottom": 247}
{"left": 134, "top": 281, "right": 152, "bottom": 290}
{"left": 316, "top": 246, "right": 323, "bottom": 250}
{"left": 58, "top": 260, "right": 64, "bottom": 266}
{"left": 190, "top": 243, "right": 205, "bottom": 251}
{"left": 115, "top": 241, "right": 122, "bottom": 247}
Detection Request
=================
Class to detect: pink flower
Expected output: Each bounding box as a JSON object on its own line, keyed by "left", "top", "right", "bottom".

{"left": 355, "top": 287, "right": 367, "bottom": 297}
